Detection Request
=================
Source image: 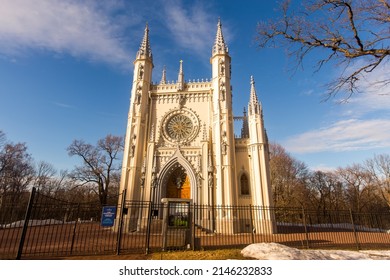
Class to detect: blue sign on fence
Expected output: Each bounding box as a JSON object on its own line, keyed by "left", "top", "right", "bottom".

{"left": 101, "top": 206, "right": 117, "bottom": 227}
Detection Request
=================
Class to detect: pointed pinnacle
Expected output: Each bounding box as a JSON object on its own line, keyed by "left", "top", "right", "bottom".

{"left": 250, "top": 76, "right": 259, "bottom": 104}
{"left": 213, "top": 18, "right": 228, "bottom": 54}
{"left": 177, "top": 60, "right": 184, "bottom": 90}
{"left": 137, "top": 23, "right": 152, "bottom": 59}
{"left": 249, "top": 76, "right": 262, "bottom": 115}
{"left": 160, "top": 65, "right": 167, "bottom": 84}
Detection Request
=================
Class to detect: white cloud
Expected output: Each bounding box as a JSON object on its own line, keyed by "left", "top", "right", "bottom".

{"left": 310, "top": 164, "right": 337, "bottom": 172}
{"left": 162, "top": 0, "right": 223, "bottom": 56}
{"left": 284, "top": 118, "right": 390, "bottom": 153}
{"left": 287, "top": 58, "right": 390, "bottom": 155}
{"left": 0, "top": 0, "right": 225, "bottom": 66}
{"left": 0, "top": 0, "right": 134, "bottom": 66}
{"left": 52, "top": 101, "right": 76, "bottom": 109}
{"left": 336, "top": 61, "right": 390, "bottom": 115}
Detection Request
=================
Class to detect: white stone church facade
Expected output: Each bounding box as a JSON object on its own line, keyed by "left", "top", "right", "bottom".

{"left": 119, "top": 21, "right": 275, "bottom": 233}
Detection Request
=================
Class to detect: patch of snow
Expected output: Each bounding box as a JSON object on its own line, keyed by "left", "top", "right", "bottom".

{"left": 278, "top": 222, "right": 388, "bottom": 233}
{"left": 241, "top": 243, "right": 390, "bottom": 260}
{"left": 0, "top": 219, "right": 95, "bottom": 228}
{"left": 1, "top": 219, "right": 64, "bottom": 228}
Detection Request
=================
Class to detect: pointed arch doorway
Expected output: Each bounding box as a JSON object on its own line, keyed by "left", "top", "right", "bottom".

{"left": 157, "top": 150, "right": 198, "bottom": 203}
{"left": 166, "top": 167, "right": 191, "bottom": 199}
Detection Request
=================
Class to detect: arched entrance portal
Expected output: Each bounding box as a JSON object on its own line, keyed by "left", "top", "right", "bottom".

{"left": 156, "top": 150, "right": 198, "bottom": 204}
{"left": 166, "top": 167, "right": 191, "bottom": 199}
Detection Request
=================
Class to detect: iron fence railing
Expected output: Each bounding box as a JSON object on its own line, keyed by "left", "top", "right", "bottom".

{"left": 1, "top": 187, "right": 389, "bottom": 259}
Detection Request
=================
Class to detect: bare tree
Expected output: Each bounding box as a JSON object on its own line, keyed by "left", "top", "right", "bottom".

{"left": 0, "top": 131, "right": 5, "bottom": 149}
{"left": 256, "top": 0, "right": 390, "bottom": 99}
{"left": 33, "top": 161, "right": 71, "bottom": 197}
{"left": 34, "top": 161, "right": 56, "bottom": 189}
{"left": 306, "top": 170, "right": 346, "bottom": 212}
{"left": 364, "top": 154, "right": 390, "bottom": 206}
{"left": 0, "top": 134, "right": 35, "bottom": 223}
{"left": 67, "top": 134, "right": 124, "bottom": 206}
{"left": 0, "top": 141, "right": 35, "bottom": 205}
{"left": 269, "top": 142, "right": 309, "bottom": 207}
{"left": 337, "top": 163, "right": 386, "bottom": 211}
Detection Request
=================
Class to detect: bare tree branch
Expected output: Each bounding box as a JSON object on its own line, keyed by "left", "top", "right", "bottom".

{"left": 256, "top": 0, "right": 390, "bottom": 99}
{"left": 67, "top": 134, "right": 123, "bottom": 206}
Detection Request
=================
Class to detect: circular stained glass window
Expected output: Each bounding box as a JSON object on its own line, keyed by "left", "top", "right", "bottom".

{"left": 161, "top": 109, "right": 200, "bottom": 144}
{"left": 166, "top": 114, "right": 193, "bottom": 141}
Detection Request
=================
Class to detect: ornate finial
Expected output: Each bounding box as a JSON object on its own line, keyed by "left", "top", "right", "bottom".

{"left": 179, "top": 60, "right": 183, "bottom": 72}
{"left": 137, "top": 23, "right": 152, "bottom": 60}
{"left": 150, "top": 123, "right": 155, "bottom": 142}
{"left": 177, "top": 59, "right": 184, "bottom": 91}
{"left": 208, "top": 150, "right": 213, "bottom": 172}
{"left": 140, "top": 158, "right": 146, "bottom": 188}
{"left": 197, "top": 152, "right": 201, "bottom": 172}
{"left": 248, "top": 76, "right": 261, "bottom": 115}
{"left": 241, "top": 107, "right": 249, "bottom": 138}
{"left": 250, "top": 75, "right": 258, "bottom": 100}
{"left": 213, "top": 18, "right": 228, "bottom": 55}
{"left": 152, "top": 151, "right": 157, "bottom": 173}
{"left": 160, "top": 65, "right": 166, "bottom": 84}
{"left": 202, "top": 123, "right": 207, "bottom": 141}
{"left": 141, "top": 158, "right": 146, "bottom": 173}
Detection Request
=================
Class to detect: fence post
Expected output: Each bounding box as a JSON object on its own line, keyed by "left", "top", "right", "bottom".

{"left": 301, "top": 207, "right": 310, "bottom": 249}
{"left": 116, "top": 189, "right": 126, "bottom": 255}
{"left": 192, "top": 203, "right": 196, "bottom": 250}
{"left": 249, "top": 205, "right": 255, "bottom": 244}
{"left": 16, "top": 187, "right": 36, "bottom": 260}
{"left": 70, "top": 203, "right": 80, "bottom": 255}
{"left": 145, "top": 201, "right": 153, "bottom": 254}
{"left": 349, "top": 209, "right": 361, "bottom": 250}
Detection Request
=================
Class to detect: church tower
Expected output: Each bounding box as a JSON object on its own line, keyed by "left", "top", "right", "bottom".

{"left": 247, "top": 76, "right": 273, "bottom": 207}
{"left": 119, "top": 20, "right": 275, "bottom": 234}
{"left": 120, "top": 24, "right": 153, "bottom": 202}
{"left": 210, "top": 19, "right": 238, "bottom": 208}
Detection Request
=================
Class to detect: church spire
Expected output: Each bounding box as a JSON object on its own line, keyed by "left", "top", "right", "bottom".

{"left": 248, "top": 76, "right": 262, "bottom": 115}
{"left": 212, "top": 18, "right": 228, "bottom": 55}
{"left": 137, "top": 23, "right": 152, "bottom": 60}
{"left": 177, "top": 60, "right": 184, "bottom": 91}
{"left": 160, "top": 65, "right": 167, "bottom": 84}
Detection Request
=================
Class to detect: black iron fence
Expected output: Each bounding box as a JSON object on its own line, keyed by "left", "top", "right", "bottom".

{"left": 1, "top": 187, "right": 390, "bottom": 259}
{"left": 194, "top": 205, "right": 390, "bottom": 251}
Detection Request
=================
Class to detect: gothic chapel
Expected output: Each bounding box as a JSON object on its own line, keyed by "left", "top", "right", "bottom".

{"left": 119, "top": 20, "right": 275, "bottom": 233}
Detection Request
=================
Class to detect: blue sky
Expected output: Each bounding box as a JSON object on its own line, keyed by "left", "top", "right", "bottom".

{"left": 1, "top": 0, "right": 389, "bottom": 172}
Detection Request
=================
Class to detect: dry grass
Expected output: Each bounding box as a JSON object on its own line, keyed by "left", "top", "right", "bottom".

{"left": 57, "top": 248, "right": 251, "bottom": 260}
{"left": 150, "top": 249, "right": 252, "bottom": 260}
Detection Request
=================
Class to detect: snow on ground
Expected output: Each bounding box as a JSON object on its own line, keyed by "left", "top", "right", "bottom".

{"left": 241, "top": 243, "right": 390, "bottom": 260}
{"left": 0, "top": 219, "right": 95, "bottom": 228}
